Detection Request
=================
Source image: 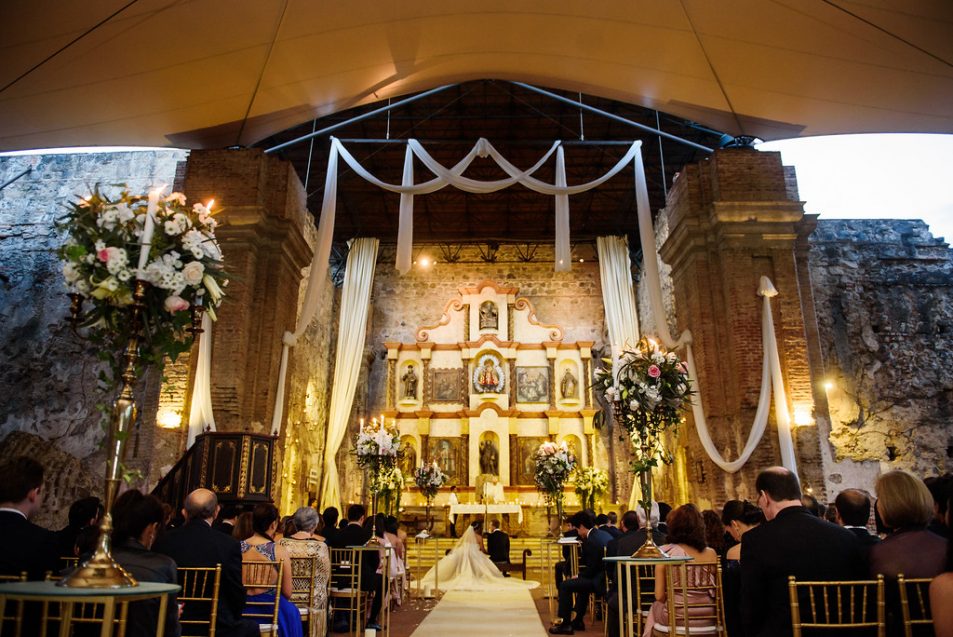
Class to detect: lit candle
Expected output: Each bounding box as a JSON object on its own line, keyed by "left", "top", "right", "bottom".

{"left": 612, "top": 343, "right": 621, "bottom": 393}
{"left": 137, "top": 187, "right": 161, "bottom": 274}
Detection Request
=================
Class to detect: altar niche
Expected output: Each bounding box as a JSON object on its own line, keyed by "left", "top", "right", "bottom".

{"left": 384, "top": 280, "right": 600, "bottom": 501}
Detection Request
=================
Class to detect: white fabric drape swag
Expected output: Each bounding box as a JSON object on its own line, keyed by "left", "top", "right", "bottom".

{"left": 616, "top": 149, "right": 798, "bottom": 473}
{"left": 187, "top": 312, "right": 215, "bottom": 447}
{"left": 318, "top": 238, "right": 380, "bottom": 510}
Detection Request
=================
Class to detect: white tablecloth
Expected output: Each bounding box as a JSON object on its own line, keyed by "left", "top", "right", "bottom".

{"left": 449, "top": 503, "right": 523, "bottom": 524}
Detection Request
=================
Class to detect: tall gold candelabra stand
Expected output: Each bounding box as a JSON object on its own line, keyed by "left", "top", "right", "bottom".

{"left": 62, "top": 281, "right": 204, "bottom": 587}
{"left": 613, "top": 401, "right": 667, "bottom": 559}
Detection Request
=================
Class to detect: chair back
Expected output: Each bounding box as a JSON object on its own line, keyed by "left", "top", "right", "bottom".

{"left": 0, "top": 572, "right": 26, "bottom": 636}
{"left": 242, "top": 559, "right": 283, "bottom": 632}
{"left": 897, "top": 574, "right": 933, "bottom": 637}
{"left": 612, "top": 562, "right": 657, "bottom": 637}
{"left": 659, "top": 561, "right": 725, "bottom": 636}
{"left": 787, "top": 575, "right": 885, "bottom": 637}
{"left": 289, "top": 556, "right": 319, "bottom": 606}
{"left": 58, "top": 556, "right": 79, "bottom": 572}
{"left": 40, "top": 572, "right": 127, "bottom": 637}
{"left": 178, "top": 564, "right": 222, "bottom": 636}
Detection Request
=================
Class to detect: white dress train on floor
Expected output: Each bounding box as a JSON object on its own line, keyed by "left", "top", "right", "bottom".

{"left": 420, "top": 527, "right": 539, "bottom": 592}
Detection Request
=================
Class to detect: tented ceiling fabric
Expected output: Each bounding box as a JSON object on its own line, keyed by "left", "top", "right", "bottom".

{"left": 1, "top": 0, "right": 951, "bottom": 151}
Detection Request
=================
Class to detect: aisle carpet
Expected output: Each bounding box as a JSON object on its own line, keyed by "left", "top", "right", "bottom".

{"left": 409, "top": 589, "right": 548, "bottom": 637}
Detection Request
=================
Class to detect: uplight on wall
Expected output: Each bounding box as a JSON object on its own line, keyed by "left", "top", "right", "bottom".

{"left": 793, "top": 405, "right": 814, "bottom": 427}
{"left": 157, "top": 410, "right": 182, "bottom": 430}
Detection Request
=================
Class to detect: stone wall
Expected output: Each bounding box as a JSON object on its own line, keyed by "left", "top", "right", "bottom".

{"left": 0, "top": 150, "right": 187, "bottom": 527}
{"left": 808, "top": 219, "right": 953, "bottom": 493}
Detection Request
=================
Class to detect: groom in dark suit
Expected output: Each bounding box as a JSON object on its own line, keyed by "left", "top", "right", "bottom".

{"left": 486, "top": 519, "right": 511, "bottom": 575}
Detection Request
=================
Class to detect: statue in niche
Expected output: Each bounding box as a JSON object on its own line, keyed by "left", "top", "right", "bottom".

{"left": 479, "top": 439, "right": 499, "bottom": 476}
{"left": 399, "top": 439, "right": 417, "bottom": 478}
{"left": 479, "top": 301, "right": 498, "bottom": 330}
{"left": 474, "top": 356, "right": 504, "bottom": 393}
{"left": 560, "top": 368, "right": 578, "bottom": 400}
{"left": 400, "top": 365, "right": 418, "bottom": 400}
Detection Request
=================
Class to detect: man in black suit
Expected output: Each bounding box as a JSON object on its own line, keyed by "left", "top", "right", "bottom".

{"left": 153, "top": 488, "right": 259, "bottom": 637}
{"left": 605, "top": 510, "right": 667, "bottom": 637}
{"left": 596, "top": 513, "right": 623, "bottom": 539}
{"left": 0, "top": 456, "right": 59, "bottom": 581}
{"left": 486, "top": 519, "right": 511, "bottom": 575}
{"left": 741, "top": 467, "right": 866, "bottom": 637}
{"left": 329, "top": 504, "right": 385, "bottom": 631}
{"left": 550, "top": 511, "right": 612, "bottom": 634}
{"left": 834, "top": 489, "right": 880, "bottom": 549}
{"left": 212, "top": 504, "right": 239, "bottom": 536}
{"left": 321, "top": 506, "right": 340, "bottom": 546}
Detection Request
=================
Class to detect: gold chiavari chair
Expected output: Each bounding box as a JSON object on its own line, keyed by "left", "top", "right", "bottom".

{"left": 288, "top": 556, "right": 319, "bottom": 637}
{"left": 651, "top": 562, "right": 725, "bottom": 636}
{"left": 897, "top": 574, "right": 934, "bottom": 637}
{"left": 178, "top": 565, "right": 222, "bottom": 637}
{"left": 329, "top": 548, "right": 365, "bottom": 637}
{"left": 241, "top": 560, "right": 283, "bottom": 636}
{"left": 40, "top": 572, "right": 129, "bottom": 637}
{"left": 0, "top": 572, "right": 27, "bottom": 637}
{"left": 350, "top": 545, "right": 391, "bottom": 637}
{"left": 788, "top": 575, "right": 885, "bottom": 637}
{"left": 612, "top": 561, "right": 661, "bottom": 637}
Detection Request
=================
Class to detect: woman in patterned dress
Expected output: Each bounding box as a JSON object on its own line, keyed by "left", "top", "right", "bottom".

{"left": 279, "top": 507, "right": 331, "bottom": 637}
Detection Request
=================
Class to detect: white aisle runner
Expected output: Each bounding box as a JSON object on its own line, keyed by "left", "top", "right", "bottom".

{"left": 410, "top": 589, "right": 548, "bottom": 637}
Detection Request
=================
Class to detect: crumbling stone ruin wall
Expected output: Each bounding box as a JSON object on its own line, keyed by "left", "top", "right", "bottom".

{"left": 809, "top": 219, "right": 953, "bottom": 489}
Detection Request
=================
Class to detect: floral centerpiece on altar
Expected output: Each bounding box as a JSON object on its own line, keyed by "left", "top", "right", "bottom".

{"left": 533, "top": 441, "right": 577, "bottom": 535}
{"left": 413, "top": 461, "right": 447, "bottom": 535}
{"left": 572, "top": 467, "right": 609, "bottom": 511}
{"left": 58, "top": 186, "right": 226, "bottom": 381}
{"left": 56, "top": 184, "right": 225, "bottom": 587}
{"left": 355, "top": 416, "right": 402, "bottom": 521}
{"left": 594, "top": 336, "right": 693, "bottom": 557}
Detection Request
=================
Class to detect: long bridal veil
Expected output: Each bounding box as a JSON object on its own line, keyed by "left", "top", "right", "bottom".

{"left": 419, "top": 526, "right": 538, "bottom": 592}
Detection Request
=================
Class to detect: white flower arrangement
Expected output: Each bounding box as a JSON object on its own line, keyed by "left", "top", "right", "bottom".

{"left": 572, "top": 467, "right": 610, "bottom": 510}
{"left": 533, "top": 441, "right": 577, "bottom": 503}
{"left": 57, "top": 185, "right": 225, "bottom": 381}
{"left": 413, "top": 461, "right": 448, "bottom": 501}
{"left": 355, "top": 417, "right": 401, "bottom": 462}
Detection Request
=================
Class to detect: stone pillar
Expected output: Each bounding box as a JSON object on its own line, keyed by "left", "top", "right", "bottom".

{"left": 659, "top": 148, "right": 824, "bottom": 504}
{"left": 181, "top": 149, "right": 314, "bottom": 434}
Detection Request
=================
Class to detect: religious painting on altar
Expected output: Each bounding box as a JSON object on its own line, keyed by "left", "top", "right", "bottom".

{"left": 513, "top": 436, "right": 550, "bottom": 485}
{"left": 427, "top": 437, "right": 467, "bottom": 486}
{"left": 431, "top": 368, "right": 463, "bottom": 402}
{"left": 516, "top": 366, "right": 550, "bottom": 403}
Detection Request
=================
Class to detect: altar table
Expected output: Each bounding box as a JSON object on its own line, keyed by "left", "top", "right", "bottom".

{"left": 448, "top": 503, "right": 523, "bottom": 524}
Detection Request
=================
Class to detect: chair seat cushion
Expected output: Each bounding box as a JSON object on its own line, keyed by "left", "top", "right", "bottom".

{"left": 652, "top": 623, "right": 718, "bottom": 635}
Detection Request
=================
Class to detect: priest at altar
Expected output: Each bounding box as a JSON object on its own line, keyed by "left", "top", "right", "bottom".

{"left": 482, "top": 476, "right": 505, "bottom": 504}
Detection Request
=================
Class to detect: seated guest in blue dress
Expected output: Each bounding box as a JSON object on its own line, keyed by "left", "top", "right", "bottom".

{"left": 240, "top": 504, "right": 303, "bottom": 637}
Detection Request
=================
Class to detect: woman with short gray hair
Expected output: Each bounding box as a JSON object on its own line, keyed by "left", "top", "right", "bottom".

{"left": 279, "top": 506, "right": 331, "bottom": 637}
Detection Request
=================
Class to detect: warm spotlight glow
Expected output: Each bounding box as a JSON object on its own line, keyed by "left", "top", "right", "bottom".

{"left": 419, "top": 257, "right": 430, "bottom": 267}
{"left": 823, "top": 380, "right": 834, "bottom": 391}
{"left": 793, "top": 405, "right": 814, "bottom": 427}
{"left": 579, "top": 258, "right": 584, "bottom": 263}
{"left": 157, "top": 410, "right": 181, "bottom": 429}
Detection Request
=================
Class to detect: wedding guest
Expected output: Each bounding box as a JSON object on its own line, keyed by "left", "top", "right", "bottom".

{"left": 153, "top": 488, "right": 259, "bottom": 637}
{"left": 721, "top": 500, "right": 764, "bottom": 562}
{"left": 384, "top": 516, "right": 407, "bottom": 603}
{"left": 233, "top": 511, "right": 254, "bottom": 541}
{"left": 801, "top": 493, "right": 826, "bottom": 518}
{"left": 741, "top": 467, "right": 865, "bottom": 637}
{"left": 656, "top": 502, "right": 672, "bottom": 535}
{"left": 279, "top": 506, "right": 330, "bottom": 637}
{"left": 330, "top": 505, "right": 385, "bottom": 631}
{"left": 833, "top": 489, "right": 879, "bottom": 549}
{"left": 721, "top": 499, "right": 763, "bottom": 637}
{"left": 925, "top": 474, "right": 952, "bottom": 539}
{"left": 240, "top": 504, "right": 302, "bottom": 637}
{"left": 596, "top": 513, "right": 622, "bottom": 539}
{"left": 54, "top": 496, "right": 102, "bottom": 559}
{"left": 701, "top": 509, "right": 726, "bottom": 557}
{"left": 929, "top": 493, "right": 953, "bottom": 636}
{"left": 549, "top": 511, "right": 611, "bottom": 634}
{"left": 110, "top": 490, "right": 180, "bottom": 637}
{"left": 642, "top": 504, "right": 720, "bottom": 637}
{"left": 448, "top": 486, "right": 460, "bottom": 537}
{"left": 321, "top": 507, "right": 339, "bottom": 546}
{"left": 0, "top": 456, "right": 58, "bottom": 580}
{"left": 213, "top": 504, "right": 240, "bottom": 536}
{"left": 870, "top": 470, "right": 946, "bottom": 578}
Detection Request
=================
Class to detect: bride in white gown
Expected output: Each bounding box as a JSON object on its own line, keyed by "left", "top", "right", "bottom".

{"left": 420, "top": 523, "right": 539, "bottom": 592}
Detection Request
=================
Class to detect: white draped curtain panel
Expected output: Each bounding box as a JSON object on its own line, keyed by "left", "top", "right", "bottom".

{"left": 318, "top": 237, "right": 380, "bottom": 510}
{"left": 187, "top": 312, "right": 215, "bottom": 447}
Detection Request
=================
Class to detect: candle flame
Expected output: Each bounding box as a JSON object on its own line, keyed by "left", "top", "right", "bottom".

{"left": 206, "top": 199, "right": 215, "bottom": 211}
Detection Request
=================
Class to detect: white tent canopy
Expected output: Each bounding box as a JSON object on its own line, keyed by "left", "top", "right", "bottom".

{"left": 1, "top": 0, "right": 952, "bottom": 151}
